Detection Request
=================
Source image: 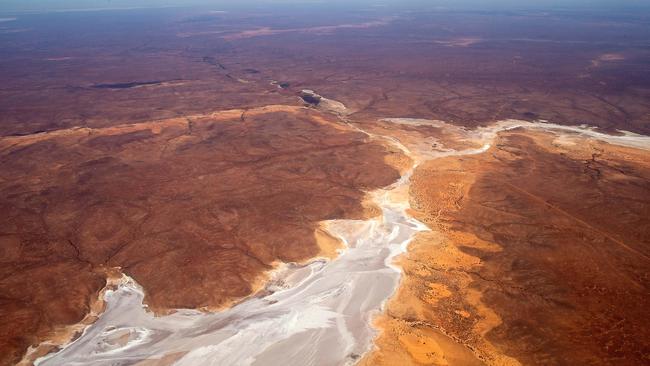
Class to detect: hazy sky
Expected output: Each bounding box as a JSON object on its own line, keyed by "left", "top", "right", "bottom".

{"left": 1, "top": 0, "right": 648, "bottom": 13}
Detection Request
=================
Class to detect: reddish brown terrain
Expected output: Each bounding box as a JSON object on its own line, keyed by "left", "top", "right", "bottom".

{"left": 0, "top": 105, "right": 403, "bottom": 363}
{"left": 2, "top": 7, "right": 650, "bottom": 137}
{"left": 364, "top": 129, "right": 650, "bottom": 365}
{"left": 0, "top": 2, "right": 649, "bottom": 365}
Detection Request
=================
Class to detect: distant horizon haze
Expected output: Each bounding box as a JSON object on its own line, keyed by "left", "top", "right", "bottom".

{"left": 2, "top": 0, "right": 650, "bottom": 14}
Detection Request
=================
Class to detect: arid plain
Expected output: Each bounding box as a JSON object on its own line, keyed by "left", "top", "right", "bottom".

{"left": 1, "top": 3, "right": 649, "bottom": 366}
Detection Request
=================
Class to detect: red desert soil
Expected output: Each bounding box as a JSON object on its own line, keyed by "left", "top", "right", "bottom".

{"left": 0, "top": 105, "right": 403, "bottom": 365}
{"left": 2, "top": 7, "right": 650, "bottom": 366}
{"left": 363, "top": 130, "right": 650, "bottom": 365}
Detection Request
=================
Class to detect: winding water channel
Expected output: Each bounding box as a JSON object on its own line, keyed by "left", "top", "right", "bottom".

{"left": 36, "top": 115, "right": 650, "bottom": 366}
